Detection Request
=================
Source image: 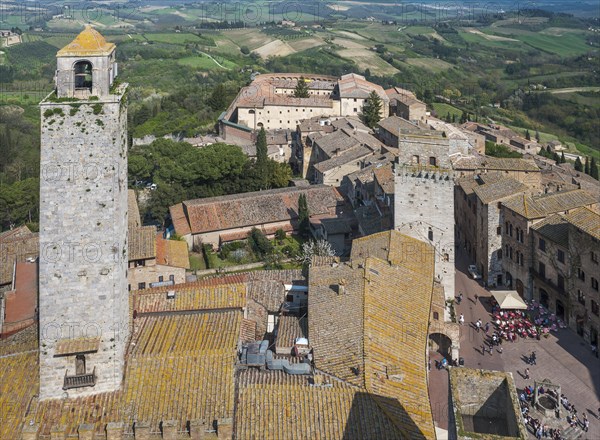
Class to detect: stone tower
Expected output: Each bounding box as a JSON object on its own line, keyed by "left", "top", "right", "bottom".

{"left": 38, "top": 26, "right": 129, "bottom": 400}
{"left": 393, "top": 131, "right": 468, "bottom": 306}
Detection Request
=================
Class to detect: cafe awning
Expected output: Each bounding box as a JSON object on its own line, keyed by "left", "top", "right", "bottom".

{"left": 492, "top": 290, "right": 527, "bottom": 310}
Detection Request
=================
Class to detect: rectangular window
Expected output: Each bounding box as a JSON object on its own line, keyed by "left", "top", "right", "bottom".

{"left": 592, "top": 251, "right": 599, "bottom": 264}
{"left": 538, "top": 238, "right": 546, "bottom": 252}
{"left": 578, "top": 290, "right": 585, "bottom": 305}
{"left": 539, "top": 262, "right": 545, "bottom": 278}
{"left": 169, "top": 275, "right": 175, "bottom": 282}
{"left": 498, "top": 249, "right": 503, "bottom": 260}
{"left": 159, "top": 276, "right": 164, "bottom": 282}
{"left": 558, "top": 274, "right": 564, "bottom": 292}
{"left": 592, "top": 277, "right": 599, "bottom": 291}
{"left": 497, "top": 226, "right": 502, "bottom": 236}
{"left": 138, "top": 282, "right": 146, "bottom": 290}
{"left": 557, "top": 249, "right": 565, "bottom": 263}
{"left": 592, "top": 300, "right": 599, "bottom": 316}
{"left": 578, "top": 268, "right": 585, "bottom": 281}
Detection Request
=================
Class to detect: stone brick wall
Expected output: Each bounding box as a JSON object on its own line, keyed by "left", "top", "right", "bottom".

{"left": 568, "top": 224, "right": 599, "bottom": 345}
{"left": 395, "top": 167, "right": 455, "bottom": 304}
{"left": 38, "top": 89, "right": 129, "bottom": 400}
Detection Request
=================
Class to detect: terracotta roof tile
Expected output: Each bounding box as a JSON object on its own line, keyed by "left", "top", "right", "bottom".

{"left": 564, "top": 207, "right": 600, "bottom": 240}
{"left": 502, "top": 189, "right": 597, "bottom": 219}
{"left": 275, "top": 315, "right": 308, "bottom": 353}
{"left": 0, "top": 232, "right": 38, "bottom": 285}
{"left": 128, "top": 226, "right": 156, "bottom": 261}
{"left": 177, "top": 185, "right": 344, "bottom": 235}
{"left": 530, "top": 214, "right": 569, "bottom": 248}
{"left": 57, "top": 25, "right": 115, "bottom": 56}
{"left": 55, "top": 337, "right": 100, "bottom": 356}
{"left": 156, "top": 237, "right": 189, "bottom": 269}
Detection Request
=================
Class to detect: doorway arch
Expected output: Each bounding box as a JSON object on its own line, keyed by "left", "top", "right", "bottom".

{"left": 429, "top": 333, "right": 452, "bottom": 358}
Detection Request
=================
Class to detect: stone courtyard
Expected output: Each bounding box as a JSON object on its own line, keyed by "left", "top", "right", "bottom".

{"left": 429, "top": 247, "right": 600, "bottom": 439}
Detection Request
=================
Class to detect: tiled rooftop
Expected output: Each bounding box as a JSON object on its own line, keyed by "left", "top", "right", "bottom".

{"left": 133, "top": 282, "right": 247, "bottom": 314}
{"left": 0, "top": 231, "right": 38, "bottom": 285}
{"left": 57, "top": 25, "right": 115, "bottom": 56}
{"left": 502, "top": 189, "right": 597, "bottom": 219}
{"left": 530, "top": 214, "right": 569, "bottom": 248}
{"left": 314, "top": 145, "right": 374, "bottom": 173}
{"left": 374, "top": 163, "right": 395, "bottom": 194}
{"left": 564, "top": 207, "right": 600, "bottom": 240}
{"left": 127, "top": 190, "right": 141, "bottom": 228}
{"left": 156, "top": 237, "right": 190, "bottom": 268}
{"left": 309, "top": 231, "right": 436, "bottom": 438}
{"left": 128, "top": 225, "right": 156, "bottom": 261}
{"left": 175, "top": 185, "right": 344, "bottom": 235}
{"left": 130, "top": 311, "right": 241, "bottom": 356}
{"left": 473, "top": 176, "right": 529, "bottom": 204}
{"left": 235, "top": 370, "right": 404, "bottom": 439}
{"left": 377, "top": 115, "right": 424, "bottom": 135}
{"left": 275, "top": 315, "right": 308, "bottom": 353}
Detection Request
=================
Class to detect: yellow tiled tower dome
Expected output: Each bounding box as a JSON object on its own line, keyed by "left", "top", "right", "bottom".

{"left": 55, "top": 25, "right": 118, "bottom": 98}
{"left": 57, "top": 25, "right": 116, "bottom": 56}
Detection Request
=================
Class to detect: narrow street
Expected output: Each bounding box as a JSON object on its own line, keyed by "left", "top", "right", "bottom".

{"left": 429, "top": 247, "right": 600, "bottom": 439}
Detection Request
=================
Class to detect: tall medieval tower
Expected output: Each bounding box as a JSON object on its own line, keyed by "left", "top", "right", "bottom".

{"left": 38, "top": 26, "right": 129, "bottom": 400}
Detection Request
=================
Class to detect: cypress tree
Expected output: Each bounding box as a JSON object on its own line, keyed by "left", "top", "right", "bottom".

{"left": 591, "top": 157, "right": 599, "bottom": 180}
{"left": 525, "top": 130, "right": 531, "bottom": 141}
{"left": 584, "top": 156, "right": 590, "bottom": 175}
{"left": 560, "top": 152, "right": 566, "bottom": 163}
{"left": 362, "top": 91, "right": 383, "bottom": 129}
{"left": 574, "top": 157, "right": 583, "bottom": 172}
{"left": 293, "top": 77, "right": 310, "bottom": 98}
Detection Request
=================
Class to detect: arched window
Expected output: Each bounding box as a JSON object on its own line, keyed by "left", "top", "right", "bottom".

{"left": 74, "top": 60, "right": 93, "bottom": 92}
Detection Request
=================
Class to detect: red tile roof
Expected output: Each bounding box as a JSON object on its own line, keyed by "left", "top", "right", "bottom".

{"left": 1, "top": 262, "right": 37, "bottom": 336}
{"left": 174, "top": 185, "right": 344, "bottom": 235}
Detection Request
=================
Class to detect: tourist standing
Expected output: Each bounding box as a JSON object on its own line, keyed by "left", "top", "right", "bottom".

{"left": 476, "top": 319, "right": 482, "bottom": 332}
{"left": 459, "top": 314, "right": 465, "bottom": 325}
{"left": 524, "top": 368, "right": 530, "bottom": 379}
{"left": 457, "top": 292, "right": 463, "bottom": 304}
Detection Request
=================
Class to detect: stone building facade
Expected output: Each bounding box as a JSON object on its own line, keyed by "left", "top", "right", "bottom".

{"left": 501, "top": 189, "right": 598, "bottom": 300}
{"left": 395, "top": 166, "right": 456, "bottom": 303}
{"left": 38, "top": 27, "right": 129, "bottom": 400}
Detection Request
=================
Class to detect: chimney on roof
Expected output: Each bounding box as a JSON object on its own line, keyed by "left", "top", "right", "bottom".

{"left": 337, "top": 279, "right": 346, "bottom": 295}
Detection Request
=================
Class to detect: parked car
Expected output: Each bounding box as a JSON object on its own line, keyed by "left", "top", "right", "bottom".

{"left": 468, "top": 265, "right": 481, "bottom": 280}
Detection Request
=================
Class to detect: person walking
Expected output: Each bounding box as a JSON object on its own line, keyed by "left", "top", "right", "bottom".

{"left": 476, "top": 319, "right": 482, "bottom": 333}
{"left": 530, "top": 351, "right": 537, "bottom": 365}
{"left": 498, "top": 346, "right": 503, "bottom": 355}
{"left": 474, "top": 293, "right": 479, "bottom": 303}
{"left": 457, "top": 292, "right": 463, "bottom": 304}
{"left": 583, "top": 414, "right": 589, "bottom": 432}
{"left": 524, "top": 368, "right": 530, "bottom": 379}
{"left": 459, "top": 314, "right": 465, "bottom": 326}
{"left": 484, "top": 322, "right": 490, "bottom": 334}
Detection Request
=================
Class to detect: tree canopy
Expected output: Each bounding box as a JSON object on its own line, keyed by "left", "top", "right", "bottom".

{"left": 361, "top": 91, "right": 382, "bottom": 129}
{"left": 293, "top": 77, "right": 310, "bottom": 99}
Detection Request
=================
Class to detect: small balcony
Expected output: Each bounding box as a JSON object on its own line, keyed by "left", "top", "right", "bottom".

{"left": 63, "top": 367, "right": 96, "bottom": 390}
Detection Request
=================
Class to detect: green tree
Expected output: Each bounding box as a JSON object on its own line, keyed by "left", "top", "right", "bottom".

{"left": 240, "top": 45, "right": 250, "bottom": 55}
{"left": 256, "top": 127, "right": 268, "bottom": 166}
{"left": 535, "top": 130, "right": 540, "bottom": 143}
{"left": 275, "top": 228, "right": 286, "bottom": 243}
{"left": 591, "top": 157, "right": 599, "bottom": 180}
{"left": 361, "top": 90, "right": 382, "bottom": 129}
{"left": 248, "top": 227, "right": 273, "bottom": 258}
{"left": 552, "top": 152, "right": 560, "bottom": 163}
{"left": 525, "top": 130, "right": 531, "bottom": 141}
{"left": 574, "top": 157, "right": 583, "bottom": 172}
{"left": 459, "top": 111, "right": 467, "bottom": 124}
{"left": 298, "top": 193, "right": 310, "bottom": 238}
{"left": 560, "top": 152, "right": 566, "bottom": 163}
{"left": 293, "top": 76, "right": 310, "bottom": 98}
{"left": 208, "top": 84, "right": 227, "bottom": 111}
{"left": 584, "top": 157, "right": 590, "bottom": 175}
{"left": 268, "top": 161, "right": 292, "bottom": 188}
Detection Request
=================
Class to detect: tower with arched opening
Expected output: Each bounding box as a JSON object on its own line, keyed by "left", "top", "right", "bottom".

{"left": 38, "top": 26, "right": 129, "bottom": 400}
{"left": 55, "top": 25, "right": 118, "bottom": 99}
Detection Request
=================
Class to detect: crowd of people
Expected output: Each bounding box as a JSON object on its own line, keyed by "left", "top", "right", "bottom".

{"left": 489, "top": 299, "right": 568, "bottom": 342}
{"left": 518, "top": 384, "right": 591, "bottom": 438}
